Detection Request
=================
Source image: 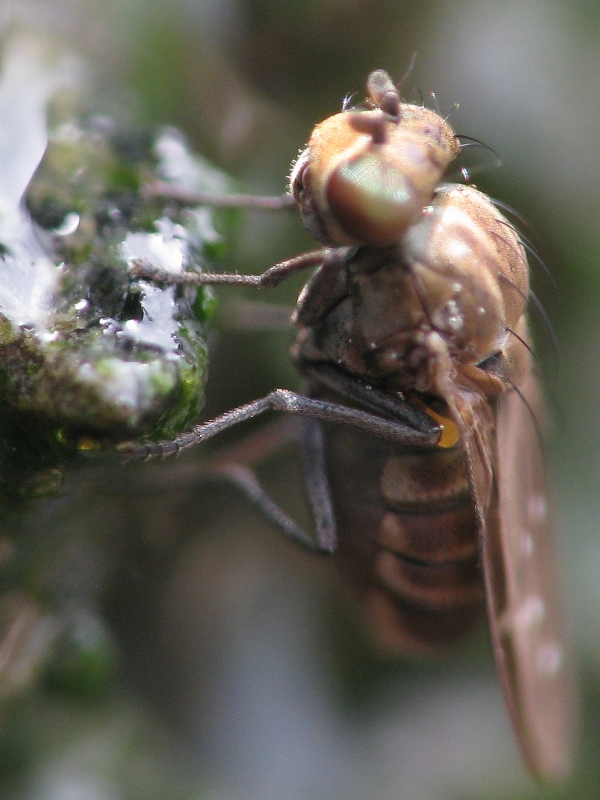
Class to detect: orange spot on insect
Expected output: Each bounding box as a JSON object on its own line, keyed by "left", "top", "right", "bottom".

{"left": 425, "top": 406, "right": 460, "bottom": 448}
{"left": 410, "top": 395, "right": 460, "bottom": 448}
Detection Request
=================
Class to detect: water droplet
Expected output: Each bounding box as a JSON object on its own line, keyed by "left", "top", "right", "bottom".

{"left": 52, "top": 211, "right": 80, "bottom": 236}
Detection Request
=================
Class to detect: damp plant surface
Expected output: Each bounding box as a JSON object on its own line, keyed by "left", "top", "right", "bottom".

{"left": 0, "top": 51, "right": 225, "bottom": 511}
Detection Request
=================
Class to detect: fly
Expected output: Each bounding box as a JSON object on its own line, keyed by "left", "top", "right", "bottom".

{"left": 124, "top": 69, "right": 576, "bottom": 783}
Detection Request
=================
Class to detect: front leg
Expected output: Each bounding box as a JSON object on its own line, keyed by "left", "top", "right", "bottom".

{"left": 118, "top": 389, "right": 441, "bottom": 459}
{"left": 129, "top": 248, "right": 341, "bottom": 289}
{"left": 141, "top": 183, "right": 296, "bottom": 211}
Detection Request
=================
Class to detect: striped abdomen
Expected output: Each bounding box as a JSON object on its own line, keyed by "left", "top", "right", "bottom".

{"left": 320, "top": 420, "right": 484, "bottom": 653}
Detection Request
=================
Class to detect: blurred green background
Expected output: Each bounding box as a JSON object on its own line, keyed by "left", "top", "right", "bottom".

{"left": 1, "top": 1, "right": 599, "bottom": 798}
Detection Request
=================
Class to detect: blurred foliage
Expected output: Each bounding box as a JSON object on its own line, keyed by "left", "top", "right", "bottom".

{"left": 0, "top": 1, "right": 599, "bottom": 799}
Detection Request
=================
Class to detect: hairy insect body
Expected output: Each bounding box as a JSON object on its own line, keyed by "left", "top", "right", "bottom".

{"left": 295, "top": 184, "right": 529, "bottom": 393}
{"left": 293, "top": 181, "right": 529, "bottom": 650}
{"left": 126, "top": 69, "right": 576, "bottom": 781}
{"left": 288, "top": 73, "right": 574, "bottom": 778}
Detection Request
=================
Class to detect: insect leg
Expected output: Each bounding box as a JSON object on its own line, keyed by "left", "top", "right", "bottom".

{"left": 300, "top": 418, "right": 337, "bottom": 552}
{"left": 189, "top": 421, "right": 337, "bottom": 553}
{"left": 142, "top": 184, "right": 296, "bottom": 211}
{"left": 196, "top": 463, "right": 323, "bottom": 551}
{"left": 130, "top": 247, "right": 337, "bottom": 289}
{"left": 138, "top": 417, "right": 331, "bottom": 553}
{"left": 196, "top": 419, "right": 326, "bottom": 551}
{"left": 118, "top": 389, "right": 440, "bottom": 458}
{"left": 301, "top": 363, "right": 438, "bottom": 433}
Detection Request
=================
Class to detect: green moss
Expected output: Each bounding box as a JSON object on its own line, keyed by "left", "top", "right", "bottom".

{"left": 192, "top": 285, "right": 217, "bottom": 323}
{"left": 0, "top": 107, "right": 231, "bottom": 502}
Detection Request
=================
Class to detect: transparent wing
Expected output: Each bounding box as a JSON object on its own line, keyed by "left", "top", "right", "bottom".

{"left": 468, "top": 372, "right": 577, "bottom": 782}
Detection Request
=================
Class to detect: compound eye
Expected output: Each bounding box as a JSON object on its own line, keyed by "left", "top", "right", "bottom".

{"left": 326, "top": 149, "right": 420, "bottom": 245}
{"left": 289, "top": 149, "right": 310, "bottom": 202}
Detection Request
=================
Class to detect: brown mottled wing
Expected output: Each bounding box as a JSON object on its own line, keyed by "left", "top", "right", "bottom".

{"left": 464, "top": 373, "right": 576, "bottom": 782}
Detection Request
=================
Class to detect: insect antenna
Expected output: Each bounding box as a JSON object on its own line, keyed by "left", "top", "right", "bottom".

{"left": 349, "top": 111, "right": 389, "bottom": 143}
{"left": 365, "top": 70, "right": 400, "bottom": 117}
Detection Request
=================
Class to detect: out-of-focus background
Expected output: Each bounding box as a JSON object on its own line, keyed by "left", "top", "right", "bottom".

{"left": 1, "top": 1, "right": 599, "bottom": 798}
